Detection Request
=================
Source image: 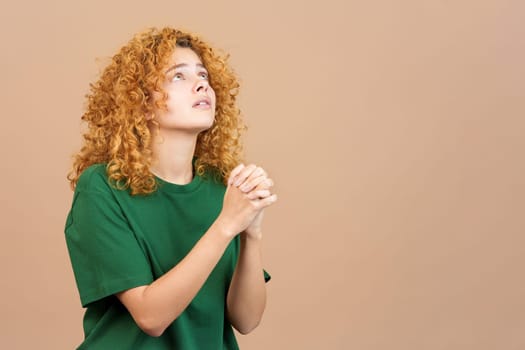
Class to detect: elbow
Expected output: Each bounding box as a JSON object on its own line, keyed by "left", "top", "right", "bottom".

{"left": 117, "top": 286, "right": 182, "bottom": 337}
{"left": 227, "top": 302, "right": 266, "bottom": 335}
{"left": 234, "top": 319, "right": 261, "bottom": 335}
{"left": 142, "top": 326, "right": 165, "bottom": 338}
{"left": 136, "top": 317, "right": 168, "bottom": 338}
{"left": 129, "top": 303, "right": 185, "bottom": 337}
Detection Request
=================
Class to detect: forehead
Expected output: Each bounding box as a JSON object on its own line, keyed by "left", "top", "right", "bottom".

{"left": 168, "top": 47, "right": 203, "bottom": 67}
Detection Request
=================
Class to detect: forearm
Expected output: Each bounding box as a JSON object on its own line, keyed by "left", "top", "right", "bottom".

{"left": 118, "top": 220, "right": 233, "bottom": 336}
{"left": 226, "top": 232, "right": 267, "bottom": 334}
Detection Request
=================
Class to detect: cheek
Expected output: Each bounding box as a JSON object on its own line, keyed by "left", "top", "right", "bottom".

{"left": 165, "top": 87, "right": 187, "bottom": 107}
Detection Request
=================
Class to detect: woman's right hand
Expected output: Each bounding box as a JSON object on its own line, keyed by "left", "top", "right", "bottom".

{"left": 216, "top": 164, "right": 277, "bottom": 238}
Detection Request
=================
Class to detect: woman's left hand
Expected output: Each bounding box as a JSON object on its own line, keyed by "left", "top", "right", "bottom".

{"left": 228, "top": 164, "right": 276, "bottom": 239}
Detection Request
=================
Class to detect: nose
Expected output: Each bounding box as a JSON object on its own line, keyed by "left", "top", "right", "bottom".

{"left": 194, "top": 79, "right": 209, "bottom": 93}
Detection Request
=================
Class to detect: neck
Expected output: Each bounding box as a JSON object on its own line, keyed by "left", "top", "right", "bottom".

{"left": 150, "top": 129, "right": 198, "bottom": 185}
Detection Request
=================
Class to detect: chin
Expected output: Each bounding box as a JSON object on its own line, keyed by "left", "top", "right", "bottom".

{"left": 200, "top": 116, "right": 216, "bottom": 130}
{"left": 188, "top": 120, "right": 215, "bottom": 134}
{"left": 199, "top": 122, "right": 215, "bottom": 133}
{"left": 161, "top": 116, "right": 215, "bottom": 134}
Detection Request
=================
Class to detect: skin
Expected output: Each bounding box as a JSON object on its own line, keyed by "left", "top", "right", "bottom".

{"left": 116, "top": 47, "right": 277, "bottom": 337}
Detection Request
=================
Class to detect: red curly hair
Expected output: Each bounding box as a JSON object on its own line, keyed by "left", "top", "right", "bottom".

{"left": 68, "top": 27, "right": 246, "bottom": 195}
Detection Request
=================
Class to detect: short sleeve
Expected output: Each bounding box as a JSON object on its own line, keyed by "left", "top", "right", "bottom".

{"left": 65, "top": 187, "right": 154, "bottom": 307}
{"left": 263, "top": 269, "right": 271, "bottom": 283}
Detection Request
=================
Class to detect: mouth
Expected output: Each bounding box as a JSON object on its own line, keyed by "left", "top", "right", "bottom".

{"left": 192, "top": 98, "right": 211, "bottom": 108}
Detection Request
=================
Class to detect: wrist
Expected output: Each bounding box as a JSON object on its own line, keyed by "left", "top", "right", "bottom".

{"left": 212, "top": 217, "right": 237, "bottom": 240}
{"left": 241, "top": 230, "right": 263, "bottom": 241}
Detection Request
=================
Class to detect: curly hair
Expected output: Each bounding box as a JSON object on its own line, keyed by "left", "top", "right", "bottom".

{"left": 67, "top": 27, "right": 246, "bottom": 195}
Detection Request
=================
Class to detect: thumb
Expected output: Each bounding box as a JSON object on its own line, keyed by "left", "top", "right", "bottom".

{"left": 256, "top": 194, "right": 278, "bottom": 209}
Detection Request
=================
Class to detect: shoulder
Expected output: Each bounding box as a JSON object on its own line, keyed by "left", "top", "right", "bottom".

{"left": 76, "top": 164, "right": 112, "bottom": 193}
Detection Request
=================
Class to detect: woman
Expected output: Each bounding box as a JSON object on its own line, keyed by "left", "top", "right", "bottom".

{"left": 65, "top": 27, "right": 277, "bottom": 349}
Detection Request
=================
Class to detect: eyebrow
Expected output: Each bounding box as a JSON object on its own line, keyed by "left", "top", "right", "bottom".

{"left": 166, "top": 63, "right": 206, "bottom": 73}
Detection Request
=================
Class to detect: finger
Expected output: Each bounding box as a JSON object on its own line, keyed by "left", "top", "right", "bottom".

{"left": 246, "top": 189, "right": 271, "bottom": 200}
{"left": 254, "top": 194, "right": 278, "bottom": 209}
{"left": 237, "top": 166, "right": 267, "bottom": 190}
{"left": 249, "top": 166, "right": 266, "bottom": 179}
{"left": 252, "top": 178, "right": 274, "bottom": 192}
{"left": 233, "top": 164, "right": 257, "bottom": 186}
{"left": 240, "top": 174, "right": 267, "bottom": 193}
{"left": 228, "top": 163, "right": 245, "bottom": 185}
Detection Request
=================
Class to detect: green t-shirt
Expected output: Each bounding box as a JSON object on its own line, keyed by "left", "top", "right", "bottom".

{"left": 65, "top": 164, "right": 270, "bottom": 349}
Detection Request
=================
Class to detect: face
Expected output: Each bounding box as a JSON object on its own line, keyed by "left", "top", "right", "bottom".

{"left": 154, "top": 47, "right": 216, "bottom": 133}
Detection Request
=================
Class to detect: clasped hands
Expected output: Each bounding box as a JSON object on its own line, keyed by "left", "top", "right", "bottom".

{"left": 223, "top": 164, "right": 277, "bottom": 239}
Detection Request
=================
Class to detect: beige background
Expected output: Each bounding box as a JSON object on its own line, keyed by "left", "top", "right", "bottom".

{"left": 1, "top": 0, "right": 524, "bottom": 349}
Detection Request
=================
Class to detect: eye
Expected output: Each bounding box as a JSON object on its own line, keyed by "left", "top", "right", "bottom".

{"left": 199, "top": 71, "right": 209, "bottom": 80}
{"left": 172, "top": 73, "right": 184, "bottom": 81}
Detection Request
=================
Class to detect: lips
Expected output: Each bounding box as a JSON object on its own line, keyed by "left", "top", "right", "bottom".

{"left": 192, "top": 97, "right": 211, "bottom": 108}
